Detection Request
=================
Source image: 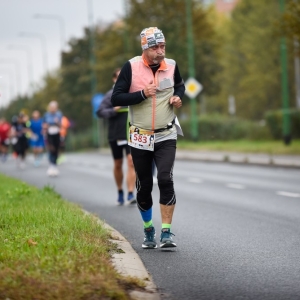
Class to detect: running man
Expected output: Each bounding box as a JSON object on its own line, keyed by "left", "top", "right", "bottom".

{"left": 0, "top": 118, "right": 11, "bottom": 162}
{"left": 10, "top": 113, "right": 29, "bottom": 169}
{"left": 43, "top": 101, "right": 62, "bottom": 177}
{"left": 29, "top": 110, "right": 45, "bottom": 166}
{"left": 111, "top": 27, "right": 185, "bottom": 248}
{"left": 97, "top": 68, "right": 136, "bottom": 205}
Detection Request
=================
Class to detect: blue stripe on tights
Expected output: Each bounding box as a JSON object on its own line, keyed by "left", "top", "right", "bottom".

{"left": 139, "top": 207, "right": 152, "bottom": 222}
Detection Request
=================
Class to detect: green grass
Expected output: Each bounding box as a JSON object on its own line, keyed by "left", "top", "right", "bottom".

{"left": 177, "top": 139, "right": 300, "bottom": 155}
{"left": 0, "top": 175, "right": 139, "bottom": 300}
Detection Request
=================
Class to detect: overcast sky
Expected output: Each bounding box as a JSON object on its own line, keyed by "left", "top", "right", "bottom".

{"left": 0, "top": 0, "right": 124, "bottom": 107}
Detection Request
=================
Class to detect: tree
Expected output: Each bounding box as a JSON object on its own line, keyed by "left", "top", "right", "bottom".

{"left": 281, "top": 1, "right": 300, "bottom": 41}
{"left": 215, "top": 0, "right": 296, "bottom": 120}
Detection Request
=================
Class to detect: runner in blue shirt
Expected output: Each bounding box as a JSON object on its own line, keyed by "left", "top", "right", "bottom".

{"left": 43, "top": 101, "right": 62, "bottom": 176}
{"left": 29, "top": 110, "right": 45, "bottom": 166}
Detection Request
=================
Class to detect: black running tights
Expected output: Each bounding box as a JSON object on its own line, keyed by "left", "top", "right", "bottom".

{"left": 130, "top": 139, "right": 177, "bottom": 212}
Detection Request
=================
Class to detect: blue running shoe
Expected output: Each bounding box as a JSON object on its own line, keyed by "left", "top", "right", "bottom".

{"left": 142, "top": 226, "right": 157, "bottom": 249}
{"left": 160, "top": 229, "right": 176, "bottom": 248}
{"left": 127, "top": 192, "right": 137, "bottom": 205}
{"left": 117, "top": 191, "right": 124, "bottom": 206}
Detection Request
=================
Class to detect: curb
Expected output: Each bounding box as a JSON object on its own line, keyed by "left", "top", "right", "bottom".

{"left": 98, "top": 147, "right": 300, "bottom": 168}
{"left": 83, "top": 210, "right": 160, "bottom": 300}
{"left": 104, "top": 223, "right": 160, "bottom": 300}
{"left": 175, "top": 150, "right": 300, "bottom": 169}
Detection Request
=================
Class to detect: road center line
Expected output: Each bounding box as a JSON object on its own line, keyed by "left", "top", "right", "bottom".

{"left": 226, "top": 183, "right": 245, "bottom": 190}
{"left": 276, "top": 191, "right": 300, "bottom": 198}
{"left": 187, "top": 178, "right": 203, "bottom": 183}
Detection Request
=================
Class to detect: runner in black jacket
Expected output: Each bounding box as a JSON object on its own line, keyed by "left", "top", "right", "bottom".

{"left": 97, "top": 68, "right": 136, "bottom": 205}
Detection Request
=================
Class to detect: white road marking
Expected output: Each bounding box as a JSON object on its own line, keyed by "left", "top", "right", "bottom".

{"left": 187, "top": 178, "right": 203, "bottom": 183}
{"left": 226, "top": 183, "right": 245, "bottom": 190}
{"left": 276, "top": 191, "right": 300, "bottom": 198}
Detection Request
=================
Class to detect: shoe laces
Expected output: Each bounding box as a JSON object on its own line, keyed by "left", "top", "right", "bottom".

{"left": 144, "top": 227, "right": 155, "bottom": 241}
{"left": 161, "top": 229, "right": 175, "bottom": 239}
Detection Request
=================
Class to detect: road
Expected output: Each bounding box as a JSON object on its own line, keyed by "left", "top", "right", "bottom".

{"left": 1, "top": 151, "right": 300, "bottom": 300}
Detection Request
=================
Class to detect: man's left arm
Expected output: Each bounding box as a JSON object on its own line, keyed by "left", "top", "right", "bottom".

{"left": 170, "top": 64, "right": 185, "bottom": 108}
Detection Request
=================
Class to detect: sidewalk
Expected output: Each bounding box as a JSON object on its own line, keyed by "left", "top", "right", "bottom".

{"left": 175, "top": 149, "right": 300, "bottom": 168}
{"left": 99, "top": 148, "right": 300, "bottom": 168}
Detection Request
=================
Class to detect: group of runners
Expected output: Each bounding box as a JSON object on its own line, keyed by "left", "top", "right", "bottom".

{"left": 2, "top": 26, "right": 185, "bottom": 249}
{"left": 0, "top": 101, "right": 70, "bottom": 176}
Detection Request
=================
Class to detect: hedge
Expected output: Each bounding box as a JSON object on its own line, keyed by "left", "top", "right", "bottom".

{"left": 179, "top": 114, "right": 272, "bottom": 141}
{"left": 265, "top": 109, "right": 300, "bottom": 139}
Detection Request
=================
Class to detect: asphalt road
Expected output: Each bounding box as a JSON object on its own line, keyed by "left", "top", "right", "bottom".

{"left": 1, "top": 152, "right": 300, "bottom": 300}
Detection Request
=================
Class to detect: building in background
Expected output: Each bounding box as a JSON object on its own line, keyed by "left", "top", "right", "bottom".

{"left": 203, "top": 0, "right": 240, "bottom": 15}
{"left": 215, "top": 0, "right": 239, "bottom": 14}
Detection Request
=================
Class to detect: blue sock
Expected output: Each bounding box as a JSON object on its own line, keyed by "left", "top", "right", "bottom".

{"left": 139, "top": 207, "right": 153, "bottom": 228}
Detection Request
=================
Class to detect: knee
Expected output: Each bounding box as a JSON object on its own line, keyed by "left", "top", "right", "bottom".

{"left": 157, "top": 175, "right": 173, "bottom": 188}
{"left": 136, "top": 177, "right": 153, "bottom": 194}
{"left": 114, "top": 159, "right": 123, "bottom": 170}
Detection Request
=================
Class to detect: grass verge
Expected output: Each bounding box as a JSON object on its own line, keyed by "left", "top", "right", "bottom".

{"left": 0, "top": 174, "right": 141, "bottom": 300}
{"left": 177, "top": 139, "right": 300, "bottom": 155}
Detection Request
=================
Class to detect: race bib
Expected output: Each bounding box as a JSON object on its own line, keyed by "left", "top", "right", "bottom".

{"left": 128, "top": 126, "right": 155, "bottom": 151}
{"left": 48, "top": 126, "right": 59, "bottom": 135}
{"left": 11, "top": 137, "right": 17, "bottom": 145}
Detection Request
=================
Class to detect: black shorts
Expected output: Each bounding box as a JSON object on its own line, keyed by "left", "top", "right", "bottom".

{"left": 109, "top": 141, "right": 130, "bottom": 160}
{"left": 1, "top": 138, "right": 9, "bottom": 147}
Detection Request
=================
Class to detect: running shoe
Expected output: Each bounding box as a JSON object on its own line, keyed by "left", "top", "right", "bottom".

{"left": 160, "top": 229, "right": 177, "bottom": 248}
{"left": 47, "top": 165, "right": 59, "bottom": 177}
{"left": 117, "top": 191, "right": 124, "bottom": 206}
{"left": 127, "top": 192, "right": 137, "bottom": 205}
{"left": 1, "top": 154, "right": 7, "bottom": 162}
{"left": 34, "top": 159, "right": 40, "bottom": 167}
{"left": 142, "top": 226, "right": 157, "bottom": 249}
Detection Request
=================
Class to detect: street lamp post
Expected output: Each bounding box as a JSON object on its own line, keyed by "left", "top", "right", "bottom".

{"left": 8, "top": 44, "right": 34, "bottom": 94}
{"left": 19, "top": 32, "right": 48, "bottom": 74}
{"left": 185, "top": 0, "right": 198, "bottom": 140}
{"left": 0, "top": 58, "right": 22, "bottom": 95}
{"left": 87, "top": 0, "right": 99, "bottom": 148}
{"left": 33, "top": 14, "right": 66, "bottom": 50}
{"left": 0, "top": 70, "right": 15, "bottom": 98}
{"left": 279, "top": 0, "right": 291, "bottom": 145}
{"left": 292, "top": 0, "right": 300, "bottom": 108}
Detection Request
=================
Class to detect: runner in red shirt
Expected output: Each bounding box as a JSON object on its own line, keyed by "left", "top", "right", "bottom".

{"left": 0, "top": 118, "right": 11, "bottom": 162}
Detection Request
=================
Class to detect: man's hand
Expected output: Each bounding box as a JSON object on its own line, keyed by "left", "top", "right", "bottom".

{"left": 169, "top": 96, "right": 182, "bottom": 108}
{"left": 114, "top": 106, "right": 121, "bottom": 111}
{"left": 143, "top": 80, "right": 157, "bottom": 98}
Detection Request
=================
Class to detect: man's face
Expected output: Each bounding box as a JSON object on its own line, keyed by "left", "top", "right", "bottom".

{"left": 49, "top": 103, "right": 58, "bottom": 113}
{"left": 144, "top": 42, "right": 166, "bottom": 64}
{"left": 32, "top": 111, "right": 40, "bottom": 119}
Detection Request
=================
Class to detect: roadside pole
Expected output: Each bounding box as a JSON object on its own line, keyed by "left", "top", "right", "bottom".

{"left": 87, "top": 0, "right": 99, "bottom": 148}
{"left": 185, "top": 0, "right": 199, "bottom": 140}
{"left": 279, "top": 0, "right": 291, "bottom": 145}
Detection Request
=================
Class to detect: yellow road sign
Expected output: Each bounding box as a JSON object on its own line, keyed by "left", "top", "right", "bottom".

{"left": 185, "top": 77, "right": 203, "bottom": 98}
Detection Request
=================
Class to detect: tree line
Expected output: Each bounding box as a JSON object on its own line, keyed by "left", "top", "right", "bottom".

{"left": 1, "top": 0, "right": 299, "bottom": 132}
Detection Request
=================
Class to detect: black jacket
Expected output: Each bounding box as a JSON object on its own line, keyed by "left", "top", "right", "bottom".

{"left": 96, "top": 88, "right": 128, "bottom": 141}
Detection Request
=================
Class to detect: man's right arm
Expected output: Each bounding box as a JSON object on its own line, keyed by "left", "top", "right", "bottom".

{"left": 111, "top": 61, "right": 146, "bottom": 106}
{"left": 96, "top": 90, "right": 117, "bottom": 119}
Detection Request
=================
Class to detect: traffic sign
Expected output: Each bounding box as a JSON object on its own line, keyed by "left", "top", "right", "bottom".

{"left": 185, "top": 77, "right": 203, "bottom": 99}
{"left": 91, "top": 93, "right": 104, "bottom": 118}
